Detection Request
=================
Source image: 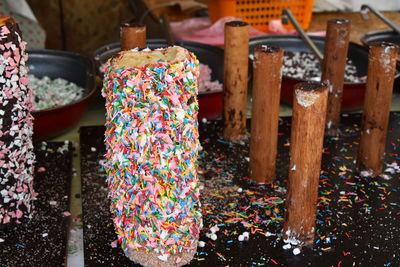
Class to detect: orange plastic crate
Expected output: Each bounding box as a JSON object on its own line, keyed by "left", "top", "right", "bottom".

{"left": 208, "top": 0, "right": 314, "bottom": 33}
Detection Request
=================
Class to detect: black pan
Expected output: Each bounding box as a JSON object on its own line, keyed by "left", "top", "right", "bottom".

{"left": 361, "top": 30, "right": 400, "bottom": 54}
{"left": 94, "top": 39, "right": 224, "bottom": 120}
{"left": 249, "top": 34, "right": 400, "bottom": 111}
{"left": 28, "top": 49, "right": 96, "bottom": 140}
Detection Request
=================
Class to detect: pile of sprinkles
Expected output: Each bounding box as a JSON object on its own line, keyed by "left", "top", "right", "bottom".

{"left": 0, "top": 18, "right": 35, "bottom": 228}
{"left": 282, "top": 51, "right": 363, "bottom": 83}
{"left": 28, "top": 74, "right": 85, "bottom": 111}
{"left": 101, "top": 47, "right": 202, "bottom": 265}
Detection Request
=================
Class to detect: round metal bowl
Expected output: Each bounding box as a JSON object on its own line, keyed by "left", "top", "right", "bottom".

{"left": 27, "top": 49, "right": 96, "bottom": 140}
{"left": 249, "top": 35, "right": 400, "bottom": 111}
{"left": 361, "top": 30, "right": 400, "bottom": 54}
{"left": 94, "top": 39, "right": 224, "bottom": 120}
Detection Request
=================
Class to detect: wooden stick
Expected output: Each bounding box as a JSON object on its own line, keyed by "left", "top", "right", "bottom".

{"left": 283, "top": 82, "right": 328, "bottom": 247}
{"left": 120, "top": 23, "right": 146, "bottom": 51}
{"left": 322, "top": 19, "right": 351, "bottom": 135}
{"left": 223, "top": 21, "right": 249, "bottom": 140}
{"left": 250, "top": 45, "right": 283, "bottom": 182}
{"left": 0, "top": 16, "right": 14, "bottom": 27}
{"left": 356, "top": 42, "right": 398, "bottom": 176}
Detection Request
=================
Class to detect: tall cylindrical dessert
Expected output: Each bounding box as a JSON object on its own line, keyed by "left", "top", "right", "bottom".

{"left": 102, "top": 46, "right": 202, "bottom": 267}
{"left": 0, "top": 16, "right": 35, "bottom": 228}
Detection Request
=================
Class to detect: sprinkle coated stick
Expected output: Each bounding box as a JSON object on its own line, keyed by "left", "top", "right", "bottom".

{"left": 0, "top": 16, "right": 35, "bottom": 228}
{"left": 250, "top": 45, "right": 283, "bottom": 182}
{"left": 356, "top": 42, "right": 398, "bottom": 176}
{"left": 223, "top": 21, "right": 249, "bottom": 140}
{"left": 120, "top": 23, "right": 146, "bottom": 51}
{"left": 102, "top": 46, "right": 201, "bottom": 267}
{"left": 283, "top": 82, "right": 328, "bottom": 246}
{"left": 322, "top": 19, "right": 350, "bottom": 135}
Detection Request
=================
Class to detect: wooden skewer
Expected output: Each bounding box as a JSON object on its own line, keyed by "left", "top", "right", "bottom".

{"left": 223, "top": 21, "right": 249, "bottom": 140}
{"left": 322, "top": 19, "right": 351, "bottom": 136}
{"left": 356, "top": 42, "right": 398, "bottom": 176}
{"left": 120, "top": 23, "right": 146, "bottom": 51}
{"left": 283, "top": 82, "right": 328, "bottom": 247}
{"left": 250, "top": 45, "right": 283, "bottom": 182}
{"left": 0, "top": 16, "right": 14, "bottom": 27}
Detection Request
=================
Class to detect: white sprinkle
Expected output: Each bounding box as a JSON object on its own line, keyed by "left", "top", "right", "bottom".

{"left": 198, "top": 241, "right": 205, "bottom": 247}
{"left": 42, "top": 233, "right": 48, "bottom": 237}
{"left": 238, "top": 235, "right": 244, "bottom": 241}
{"left": 158, "top": 254, "right": 169, "bottom": 262}
{"left": 384, "top": 168, "right": 395, "bottom": 174}
{"left": 0, "top": 238, "right": 4, "bottom": 243}
{"left": 360, "top": 170, "right": 373, "bottom": 177}
{"left": 237, "top": 187, "right": 243, "bottom": 193}
{"left": 291, "top": 165, "right": 296, "bottom": 171}
{"left": 380, "top": 173, "right": 392, "bottom": 180}
{"left": 210, "top": 225, "right": 219, "bottom": 233}
{"left": 283, "top": 243, "right": 291, "bottom": 250}
{"left": 293, "top": 248, "right": 301, "bottom": 255}
{"left": 201, "top": 117, "right": 207, "bottom": 123}
{"left": 91, "top": 147, "right": 96, "bottom": 152}
{"left": 295, "top": 89, "right": 320, "bottom": 108}
{"left": 210, "top": 233, "right": 217, "bottom": 241}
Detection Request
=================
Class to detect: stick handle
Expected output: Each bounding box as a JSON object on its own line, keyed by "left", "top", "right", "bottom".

{"left": 283, "top": 82, "right": 328, "bottom": 246}
{"left": 356, "top": 42, "right": 398, "bottom": 176}
{"left": 0, "top": 16, "right": 14, "bottom": 27}
{"left": 250, "top": 45, "right": 283, "bottom": 182}
{"left": 223, "top": 21, "right": 249, "bottom": 140}
{"left": 322, "top": 19, "right": 351, "bottom": 135}
{"left": 120, "top": 23, "right": 146, "bottom": 51}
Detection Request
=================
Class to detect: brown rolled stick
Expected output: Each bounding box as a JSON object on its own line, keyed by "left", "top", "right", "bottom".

{"left": 249, "top": 45, "right": 283, "bottom": 182}
{"left": 283, "top": 82, "right": 328, "bottom": 247}
{"left": 0, "top": 16, "right": 14, "bottom": 26}
{"left": 120, "top": 23, "right": 146, "bottom": 51}
{"left": 321, "top": 19, "right": 351, "bottom": 136}
{"left": 356, "top": 42, "right": 398, "bottom": 176}
{"left": 223, "top": 21, "right": 249, "bottom": 140}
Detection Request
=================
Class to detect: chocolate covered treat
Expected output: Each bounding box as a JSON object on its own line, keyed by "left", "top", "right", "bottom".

{"left": 0, "top": 16, "right": 35, "bottom": 228}
{"left": 102, "top": 46, "right": 202, "bottom": 267}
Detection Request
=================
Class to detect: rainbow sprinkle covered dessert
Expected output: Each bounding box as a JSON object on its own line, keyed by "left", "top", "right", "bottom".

{"left": 0, "top": 16, "right": 35, "bottom": 228}
{"left": 102, "top": 46, "right": 202, "bottom": 267}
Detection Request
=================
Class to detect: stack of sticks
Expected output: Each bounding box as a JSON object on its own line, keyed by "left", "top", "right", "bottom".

{"left": 222, "top": 19, "right": 398, "bottom": 248}
{"left": 118, "top": 19, "right": 398, "bottom": 251}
